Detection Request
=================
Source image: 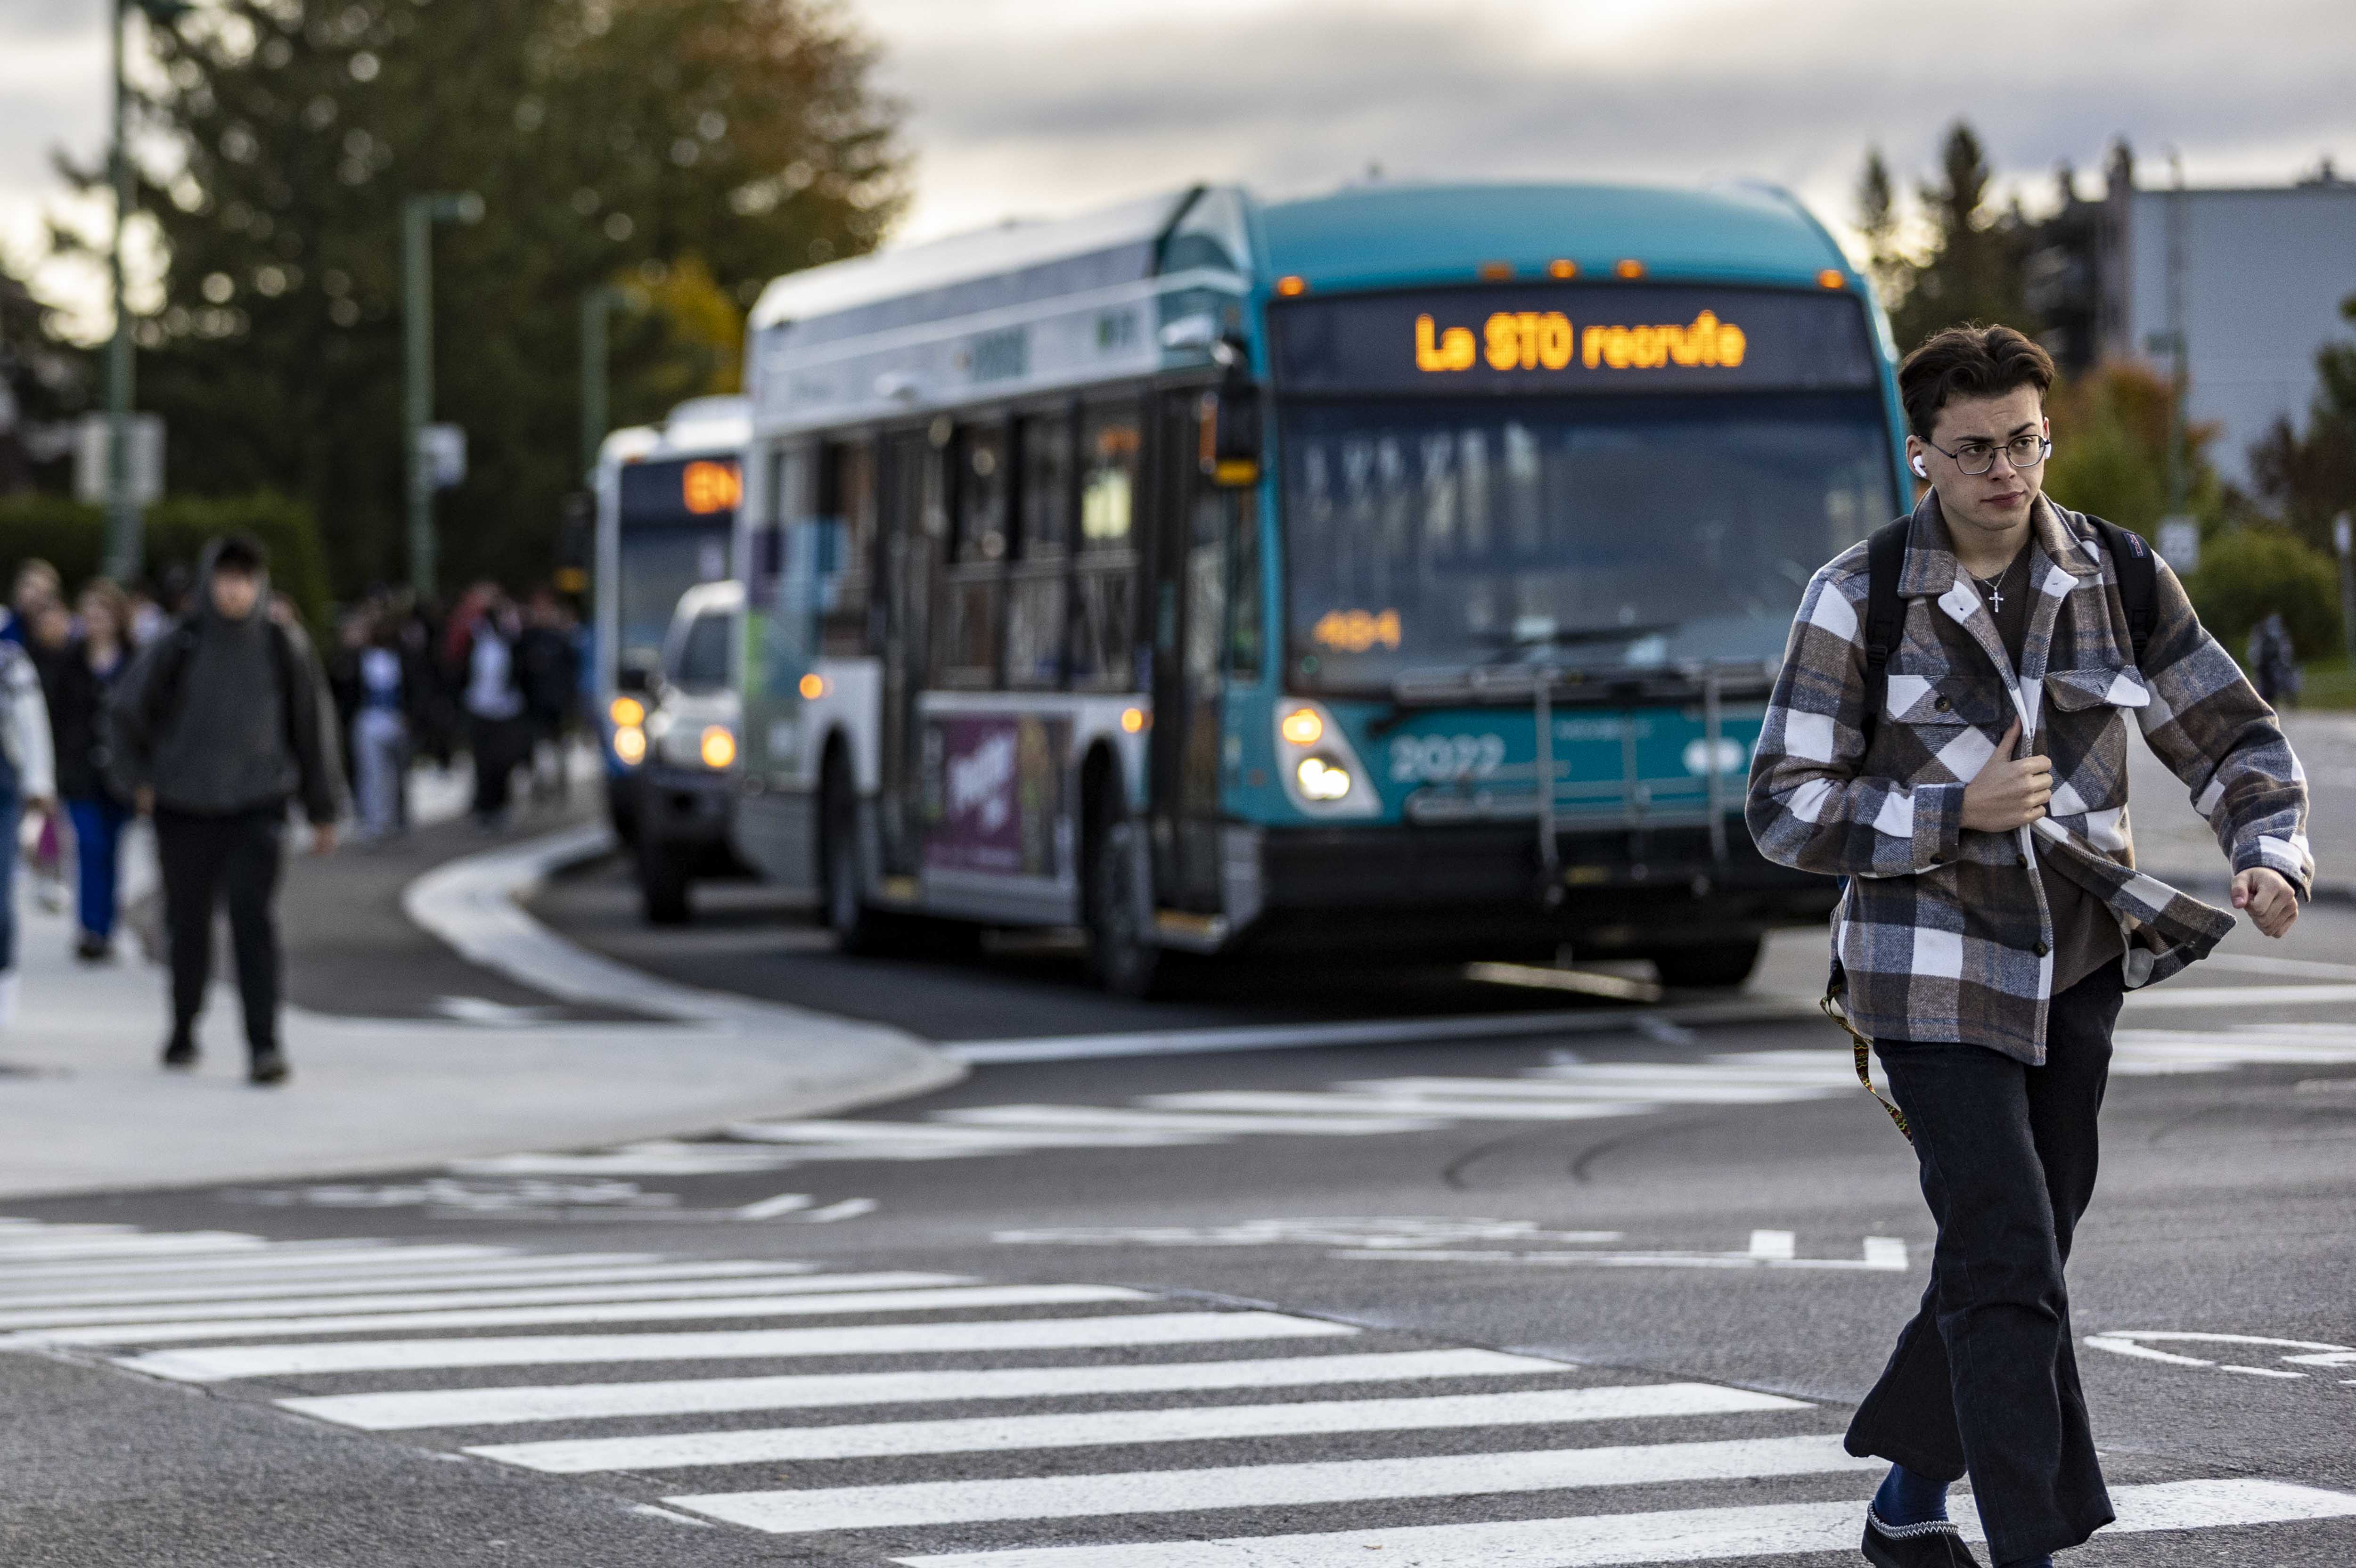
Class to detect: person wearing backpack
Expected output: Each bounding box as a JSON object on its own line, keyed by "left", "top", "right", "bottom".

{"left": 1746, "top": 326, "right": 2310, "bottom": 1568}
{"left": 108, "top": 535, "right": 344, "bottom": 1085}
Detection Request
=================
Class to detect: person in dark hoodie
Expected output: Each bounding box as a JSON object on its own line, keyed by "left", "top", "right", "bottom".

{"left": 108, "top": 535, "right": 343, "bottom": 1085}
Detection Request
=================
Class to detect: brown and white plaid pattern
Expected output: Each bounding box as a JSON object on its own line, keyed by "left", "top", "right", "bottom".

{"left": 1747, "top": 492, "right": 2314, "bottom": 1063}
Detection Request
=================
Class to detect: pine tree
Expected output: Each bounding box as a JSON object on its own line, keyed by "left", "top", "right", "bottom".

{"left": 2248, "top": 293, "right": 2356, "bottom": 555}
{"left": 1885, "top": 122, "right": 2040, "bottom": 354}
{"left": 56, "top": 0, "right": 905, "bottom": 594}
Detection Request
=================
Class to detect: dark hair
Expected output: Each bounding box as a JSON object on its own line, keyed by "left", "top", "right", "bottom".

{"left": 212, "top": 533, "right": 269, "bottom": 574}
{"left": 1898, "top": 324, "right": 2056, "bottom": 441}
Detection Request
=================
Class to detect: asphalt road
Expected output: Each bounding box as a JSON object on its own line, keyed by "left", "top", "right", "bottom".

{"left": 5, "top": 846, "right": 2353, "bottom": 1566}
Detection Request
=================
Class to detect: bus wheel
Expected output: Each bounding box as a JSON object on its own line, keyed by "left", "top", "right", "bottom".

{"left": 823, "top": 765, "right": 896, "bottom": 956}
{"left": 636, "top": 836, "right": 692, "bottom": 925}
{"left": 1086, "top": 814, "right": 1162, "bottom": 998}
{"left": 1651, "top": 937, "right": 1762, "bottom": 990}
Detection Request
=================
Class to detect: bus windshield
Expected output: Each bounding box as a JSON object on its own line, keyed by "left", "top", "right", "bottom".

{"left": 616, "top": 526, "right": 729, "bottom": 680}
{"left": 1280, "top": 392, "right": 1894, "bottom": 692}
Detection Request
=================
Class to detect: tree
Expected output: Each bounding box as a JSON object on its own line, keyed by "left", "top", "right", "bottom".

{"left": 0, "top": 257, "right": 90, "bottom": 495}
{"left": 54, "top": 0, "right": 905, "bottom": 596}
{"left": 2247, "top": 292, "right": 2356, "bottom": 557}
{"left": 1861, "top": 122, "right": 2043, "bottom": 355}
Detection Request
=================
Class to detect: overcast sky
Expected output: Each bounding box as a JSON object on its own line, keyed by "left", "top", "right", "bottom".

{"left": 6, "top": 0, "right": 2354, "bottom": 326}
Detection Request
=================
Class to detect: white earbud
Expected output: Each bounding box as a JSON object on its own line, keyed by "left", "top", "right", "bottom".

{"left": 1910, "top": 455, "right": 1928, "bottom": 478}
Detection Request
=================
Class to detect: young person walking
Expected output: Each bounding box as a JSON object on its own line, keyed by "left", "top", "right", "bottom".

{"left": 108, "top": 536, "right": 343, "bottom": 1085}
{"left": 1746, "top": 326, "right": 2311, "bottom": 1568}
{"left": 46, "top": 578, "right": 137, "bottom": 959}
{"left": 0, "top": 630, "right": 56, "bottom": 1025}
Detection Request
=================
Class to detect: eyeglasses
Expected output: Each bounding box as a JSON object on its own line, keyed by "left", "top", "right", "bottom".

{"left": 1923, "top": 433, "right": 2051, "bottom": 476}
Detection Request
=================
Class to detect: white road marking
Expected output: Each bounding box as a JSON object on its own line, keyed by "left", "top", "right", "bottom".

{"left": 471, "top": 1384, "right": 1810, "bottom": 1473}
{"left": 2086, "top": 1330, "right": 2353, "bottom": 1380}
{"left": 120, "top": 1310, "right": 1356, "bottom": 1381}
{"left": 799, "top": 1199, "right": 878, "bottom": 1222}
{"left": 932, "top": 1105, "right": 1448, "bottom": 1136}
{"left": 1335, "top": 1077, "right": 1841, "bottom": 1105}
{"left": 0, "top": 1269, "right": 957, "bottom": 1331}
{"left": 723, "top": 1120, "right": 1216, "bottom": 1150}
{"left": 1337, "top": 1237, "right": 1910, "bottom": 1272}
{"left": 668, "top": 1434, "right": 1879, "bottom": 1534}
{"left": 892, "top": 1479, "right": 2356, "bottom": 1568}
{"left": 281, "top": 1349, "right": 1569, "bottom": 1431}
{"left": 15, "top": 1282, "right": 1139, "bottom": 1348}
{"left": 992, "top": 1219, "right": 1624, "bottom": 1250}
{"left": 0, "top": 1244, "right": 527, "bottom": 1289}
{"left": 1139, "top": 1092, "right": 1653, "bottom": 1122}
{"left": 0, "top": 1232, "right": 268, "bottom": 1261}
{"left": 732, "top": 1192, "right": 814, "bottom": 1219}
{"left": 2122, "top": 983, "right": 2356, "bottom": 1011}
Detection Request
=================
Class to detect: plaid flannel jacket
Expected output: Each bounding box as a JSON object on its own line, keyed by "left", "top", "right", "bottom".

{"left": 1746, "top": 492, "right": 2314, "bottom": 1062}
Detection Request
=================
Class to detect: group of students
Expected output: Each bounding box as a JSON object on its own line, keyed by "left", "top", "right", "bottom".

{"left": 0, "top": 539, "right": 585, "bottom": 1080}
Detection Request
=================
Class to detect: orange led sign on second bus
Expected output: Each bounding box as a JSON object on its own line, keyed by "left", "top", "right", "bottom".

{"left": 682, "top": 459, "right": 742, "bottom": 514}
{"left": 1417, "top": 309, "right": 1747, "bottom": 375}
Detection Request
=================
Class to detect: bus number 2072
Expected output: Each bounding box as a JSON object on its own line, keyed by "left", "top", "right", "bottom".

{"left": 1389, "top": 733, "right": 1506, "bottom": 783}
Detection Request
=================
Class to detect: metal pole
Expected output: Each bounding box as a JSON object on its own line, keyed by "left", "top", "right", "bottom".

{"left": 402, "top": 196, "right": 434, "bottom": 598}
{"left": 580, "top": 288, "right": 609, "bottom": 481}
{"left": 2164, "top": 152, "right": 2188, "bottom": 520}
{"left": 104, "top": 0, "right": 138, "bottom": 581}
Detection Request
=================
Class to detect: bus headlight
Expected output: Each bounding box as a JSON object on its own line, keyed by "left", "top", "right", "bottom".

{"left": 1295, "top": 755, "right": 1353, "bottom": 801}
{"left": 609, "top": 695, "right": 646, "bottom": 728}
{"left": 700, "top": 726, "right": 737, "bottom": 769}
{"left": 1274, "top": 699, "right": 1377, "bottom": 818}
{"left": 613, "top": 725, "right": 646, "bottom": 765}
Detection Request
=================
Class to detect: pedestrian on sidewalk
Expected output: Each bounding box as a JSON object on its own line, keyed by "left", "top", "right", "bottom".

{"left": 517, "top": 586, "right": 580, "bottom": 805}
{"left": 45, "top": 578, "right": 136, "bottom": 961}
{"left": 2246, "top": 609, "right": 2300, "bottom": 708}
{"left": 107, "top": 535, "right": 344, "bottom": 1085}
{"left": 452, "top": 585, "right": 528, "bottom": 830}
{"left": 350, "top": 613, "right": 414, "bottom": 845}
{"left": 1746, "top": 325, "right": 2312, "bottom": 1568}
{"left": 0, "top": 557, "right": 60, "bottom": 647}
{"left": 0, "top": 631, "right": 56, "bottom": 1027}
{"left": 22, "top": 596, "right": 74, "bottom": 914}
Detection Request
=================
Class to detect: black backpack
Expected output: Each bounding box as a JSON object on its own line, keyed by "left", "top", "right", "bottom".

{"left": 1858, "top": 514, "right": 2158, "bottom": 752}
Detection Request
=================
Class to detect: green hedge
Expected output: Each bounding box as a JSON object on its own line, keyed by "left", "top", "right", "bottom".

{"left": 2185, "top": 525, "right": 2344, "bottom": 661}
{"left": 0, "top": 491, "right": 331, "bottom": 637}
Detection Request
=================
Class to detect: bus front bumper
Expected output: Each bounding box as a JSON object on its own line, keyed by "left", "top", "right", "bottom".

{"left": 1227, "top": 821, "right": 1836, "bottom": 958}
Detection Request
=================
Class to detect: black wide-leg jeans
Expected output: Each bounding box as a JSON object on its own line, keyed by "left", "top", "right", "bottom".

{"left": 1846, "top": 962, "right": 2126, "bottom": 1564}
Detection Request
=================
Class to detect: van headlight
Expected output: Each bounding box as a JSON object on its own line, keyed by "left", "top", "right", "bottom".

{"left": 699, "top": 726, "right": 737, "bottom": 769}
{"left": 1275, "top": 700, "right": 1377, "bottom": 817}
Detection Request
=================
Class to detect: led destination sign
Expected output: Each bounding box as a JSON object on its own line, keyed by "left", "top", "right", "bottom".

{"left": 1273, "top": 283, "right": 1875, "bottom": 396}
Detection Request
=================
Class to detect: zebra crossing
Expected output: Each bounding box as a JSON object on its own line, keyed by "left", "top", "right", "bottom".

{"left": 450, "top": 1020, "right": 2356, "bottom": 1179}
{"left": 6, "top": 1217, "right": 2354, "bottom": 1562}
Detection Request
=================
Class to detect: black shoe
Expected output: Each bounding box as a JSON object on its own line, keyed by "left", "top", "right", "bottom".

{"left": 75, "top": 933, "right": 112, "bottom": 963}
{"left": 161, "top": 1035, "right": 198, "bottom": 1070}
{"left": 1862, "top": 1507, "right": 1983, "bottom": 1567}
{"left": 248, "top": 1047, "right": 289, "bottom": 1086}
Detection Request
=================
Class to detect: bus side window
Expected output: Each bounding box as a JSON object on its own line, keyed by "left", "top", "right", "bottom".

{"left": 1071, "top": 400, "right": 1140, "bottom": 689}
{"left": 818, "top": 440, "right": 875, "bottom": 657}
{"left": 1005, "top": 408, "right": 1072, "bottom": 690}
{"left": 932, "top": 421, "right": 1007, "bottom": 689}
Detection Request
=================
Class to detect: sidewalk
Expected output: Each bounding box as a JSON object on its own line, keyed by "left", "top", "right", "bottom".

{"left": 2127, "top": 710, "right": 2354, "bottom": 902}
{"left": 0, "top": 802, "right": 959, "bottom": 1200}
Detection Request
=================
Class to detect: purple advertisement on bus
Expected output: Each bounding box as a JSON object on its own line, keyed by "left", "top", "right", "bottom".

{"left": 923, "top": 713, "right": 1068, "bottom": 878}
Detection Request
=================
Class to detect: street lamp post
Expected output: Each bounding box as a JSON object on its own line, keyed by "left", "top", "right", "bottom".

{"left": 103, "top": 0, "right": 192, "bottom": 584}
{"left": 578, "top": 284, "right": 644, "bottom": 480}
{"left": 401, "top": 190, "right": 483, "bottom": 599}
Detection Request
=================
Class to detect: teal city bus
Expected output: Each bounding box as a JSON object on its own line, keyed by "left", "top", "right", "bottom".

{"left": 718, "top": 181, "right": 1907, "bottom": 994}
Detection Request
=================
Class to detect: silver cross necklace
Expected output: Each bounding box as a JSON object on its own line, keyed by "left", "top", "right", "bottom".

{"left": 1972, "top": 548, "right": 2027, "bottom": 615}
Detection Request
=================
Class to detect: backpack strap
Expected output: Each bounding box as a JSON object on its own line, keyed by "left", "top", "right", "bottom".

{"left": 2087, "top": 517, "right": 2160, "bottom": 670}
{"left": 1857, "top": 516, "right": 1912, "bottom": 756}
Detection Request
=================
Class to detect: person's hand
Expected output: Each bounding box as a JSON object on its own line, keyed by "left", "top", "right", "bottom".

{"left": 309, "top": 822, "right": 337, "bottom": 856}
{"left": 2232, "top": 866, "right": 2298, "bottom": 938}
{"left": 134, "top": 786, "right": 155, "bottom": 817}
{"left": 1960, "top": 719, "right": 2052, "bottom": 832}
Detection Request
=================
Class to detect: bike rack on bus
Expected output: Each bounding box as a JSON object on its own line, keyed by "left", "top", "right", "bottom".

{"left": 1391, "top": 658, "right": 1768, "bottom": 908}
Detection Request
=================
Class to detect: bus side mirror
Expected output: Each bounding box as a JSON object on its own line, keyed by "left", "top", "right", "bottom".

{"left": 1198, "top": 369, "right": 1261, "bottom": 489}
{"left": 616, "top": 659, "right": 654, "bottom": 696}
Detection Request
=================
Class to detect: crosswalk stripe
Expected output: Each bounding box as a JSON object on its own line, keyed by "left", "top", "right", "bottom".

{"left": 279, "top": 1348, "right": 1570, "bottom": 1431}
{"left": 723, "top": 1120, "right": 1218, "bottom": 1150}
{"left": 0, "top": 1244, "right": 530, "bottom": 1289}
{"left": 668, "top": 1434, "right": 1878, "bottom": 1534}
{"left": 120, "top": 1309, "right": 1357, "bottom": 1381}
{"left": 471, "top": 1384, "right": 1810, "bottom": 1473}
{"left": 1142, "top": 1092, "right": 1655, "bottom": 1122}
{"left": 0, "top": 1259, "right": 810, "bottom": 1315}
{"left": 930, "top": 1106, "right": 1448, "bottom": 1136}
{"left": 0, "top": 1267, "right": 951, "bottom": 1331}
{"left": 0, "top": 1232, "right": 269, "bottom": 1261}
{"left": 893, "top": 1478, "right": 2356, "bottom": 1567}
{"left": 16, "top": 1282, "right": 1138, "bottom": 1348}
{"left": 1335, "top": 1078, "right": 1840, "bottom": 1105}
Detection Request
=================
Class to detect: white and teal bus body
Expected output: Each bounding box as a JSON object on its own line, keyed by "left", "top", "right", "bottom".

{"left": 729, "top": 182, "right": 1907, "bottom": 993}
